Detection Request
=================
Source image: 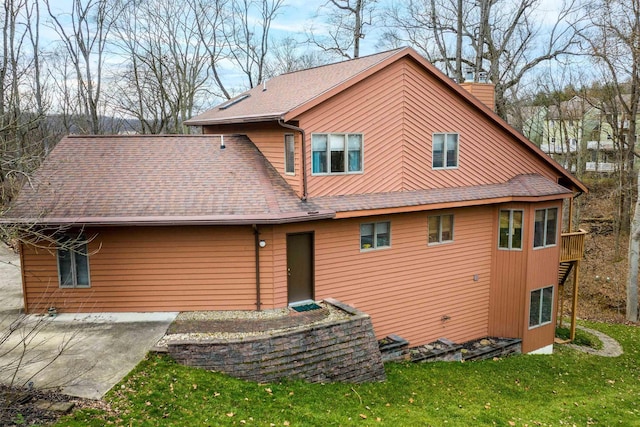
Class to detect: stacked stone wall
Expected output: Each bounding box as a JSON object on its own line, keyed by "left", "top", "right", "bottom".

{"left": 167, "top": 299, "right": 386, "bottom": 383}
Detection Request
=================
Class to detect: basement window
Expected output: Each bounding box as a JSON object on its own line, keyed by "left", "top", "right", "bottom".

{"left": 57, "top": 235, "right": 91, "bottom": 288}
{"left": 529, "top": 286, "right": 554, "bottom": 328}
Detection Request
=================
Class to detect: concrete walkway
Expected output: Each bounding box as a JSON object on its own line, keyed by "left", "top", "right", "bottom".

{"left": 0, "top": 244, "right": 177, "bottom": 399}
{"left": 565, "top": 325, "right": 623, "bottom": 357}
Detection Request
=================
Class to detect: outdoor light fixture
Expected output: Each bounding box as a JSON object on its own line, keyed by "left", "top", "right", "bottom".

{"left": 259, "top": 240, "right": 266, "bottom": 248}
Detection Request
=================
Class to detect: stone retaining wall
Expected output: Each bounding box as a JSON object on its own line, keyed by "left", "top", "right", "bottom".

{"left": 167, "top": 298, "right": 386, "bottom": 383}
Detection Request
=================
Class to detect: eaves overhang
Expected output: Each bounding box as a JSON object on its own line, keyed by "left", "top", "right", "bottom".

{"left": 0, "top": 210, "right": 336, "bottom": 227}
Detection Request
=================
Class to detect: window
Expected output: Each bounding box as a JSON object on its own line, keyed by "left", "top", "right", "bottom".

{"left": 312, "top": 133, "right": 363, "bottom": 174}
{"left": 360, "top": 221, "right": 390, "bottom": 250}
{"left": 529, "top": 286, "right": 554, "bottom": 328}
{"left": 284, "top": 134, "right": 295, "bottom": 174}
{"left": 57, "top": 236, "right": 90, "bottom": 288}
{"left": 499, "top": 210, "right": 523, "bottom": 250}
{"left": 428, "top": 214, "right": 454, "bottom": 244}
{"left": 432, "top": 133, "right": 459, "bottom": 169}
{"left": 534, "top": 208, "right": 558, "bottom": 248}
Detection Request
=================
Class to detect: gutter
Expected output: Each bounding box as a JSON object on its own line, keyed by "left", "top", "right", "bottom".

{"left": 253, "top": 225, "right": 261, "bottom": 312}
{"left": 0, "top": 211, "right": 336, "bottom": 227}
{"left": 277, "top": 119, "right": 308, "bottom": 201}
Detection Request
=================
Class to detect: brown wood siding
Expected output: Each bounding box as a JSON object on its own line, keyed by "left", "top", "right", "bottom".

{"left": 488, "top": 201, "right": 563, "bottom": 353}
{"left": 295, "top": 57, "right": 563, "bottom": 197}
{"left": 401, "top": 60, "right": 559, "bottom": 190}
{"left": 204, "top": 123, "right": 302, "bottom": 197}
{"left": 274, "top": 206, "right": 494, "bottom": 346}
{"left": 300, "top": 60, "right": 406, "bottom": 197}
{"left": 521, "top": 201, "right": 563, "bottom": 353}
{"left": 488, "top": 203, "right": 529, "bottom": 338}
{"left": 21, "top": 226, "right": 275, "bottom": 313}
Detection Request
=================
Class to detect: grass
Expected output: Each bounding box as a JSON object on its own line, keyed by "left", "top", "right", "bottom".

{"left": 57, "top": 321, "right": 640, "bottom": 427}
{"left": 556, "top": 325, "right": 604, "bottom": 349}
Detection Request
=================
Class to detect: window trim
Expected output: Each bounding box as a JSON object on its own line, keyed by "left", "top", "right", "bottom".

{"left": 311, "top": 133, "right": 364, "bottom": 175}
{"left": 428, "top": 214, "right": 454, "bottom": 245}
{"left": 284, "top": 133, "right": 295, "bottom": 175}
{"left": 498, "top": 209, "right": 524, "bottom": 251}
{"left": 56, "top": 236, "right": 91, "bottom": 289}
{"left": 360, "top": 221, "right": 391, "bottom": 251}
{"left": 432, "top": 132, "right": 459, "bottom": 170}
{"left": 533, "top": 207, "right": 558, "bottom": 249}
{"left": 529, "top": 285, "right": 554, "bottom": 329}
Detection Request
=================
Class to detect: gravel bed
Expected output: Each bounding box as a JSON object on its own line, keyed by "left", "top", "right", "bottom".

{"left": 157, "top": 302, "right": 351, "bottom": 348}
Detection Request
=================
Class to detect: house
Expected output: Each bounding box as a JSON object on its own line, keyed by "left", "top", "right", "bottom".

{"left": 5, "top": 47, "right": 587, "bottom": 354}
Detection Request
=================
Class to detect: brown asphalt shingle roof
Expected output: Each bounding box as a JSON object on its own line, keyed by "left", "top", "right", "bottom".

{"left": 184, "top": 49, "right": 403, "bottom": 125}
{"left": 310, "top": 174, "right": 572, "bottom": 213}
{"left": 5, "top": 135, "right": 332, "bottom": 225}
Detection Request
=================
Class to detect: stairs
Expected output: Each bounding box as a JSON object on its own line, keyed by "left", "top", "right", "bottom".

{"left": 558, "top": 261, "right": 574, "bottom": 286}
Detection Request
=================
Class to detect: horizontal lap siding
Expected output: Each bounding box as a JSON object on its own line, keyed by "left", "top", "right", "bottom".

{"left": 275, "top": 207, "right": 494, "bottom": 346}
{"left": 22, "top": 226, "right": 273, "bottom": 313}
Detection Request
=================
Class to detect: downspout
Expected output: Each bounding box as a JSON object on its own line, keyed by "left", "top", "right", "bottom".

{"left": 253, "top": 225, "right": 261, "bottom": 311}
{"left": 278, "top": 118, "right": 308, "bottom": 201}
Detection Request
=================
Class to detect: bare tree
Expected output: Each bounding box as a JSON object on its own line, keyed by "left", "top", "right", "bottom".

{"left": 577, "top": 0, "right": 640, "bottom": 321}
{"left": 44, "top": 0, "right": 121, "bottom": 135}
{"left": 111, "top": 0, "right": 211, "bottom": 133}
{"left": 308, "top": 0, "right": 377, "bottom": 59}
{"left": 383, "top": 0, "right": 583, "bottom": 119}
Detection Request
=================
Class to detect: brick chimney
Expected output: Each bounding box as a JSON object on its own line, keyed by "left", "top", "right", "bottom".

{"left": 460, "top": 82, "right": 495, "bottom": 112}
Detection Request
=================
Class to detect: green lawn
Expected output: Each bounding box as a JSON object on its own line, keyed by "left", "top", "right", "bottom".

{"left": 57, "top": 321, "right": 640, "bottom": 426}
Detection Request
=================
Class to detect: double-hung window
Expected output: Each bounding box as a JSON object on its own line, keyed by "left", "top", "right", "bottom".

{"left": 312, "top": 133, "right": 363, "bottom": 174}
{"left": 428, "top": 214, "right": 454, "bottom": 245}
{"left": 284, "top": 134, "right": 295, "bottom": 174}
{"left": 360, "top": 221, "right": 390, "bottom": 250}
{"left": 432, "top": 133, "right": 459, "bottom": 169}
{"left": 57, "top": 235, "right": 90, "bottom": 288}
{"left": 534, "top": 208, "right": 558, "bottom": 248}
{"left": 529, "top": 286, "right": 554, "bottom": 328}
{"left": 499, "top": 210, "right": 523, "bottom": 250}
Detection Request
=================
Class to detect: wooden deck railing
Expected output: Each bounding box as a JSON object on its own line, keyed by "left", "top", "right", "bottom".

{"left": 560, "top": 229, "right": 587, "bottom": 262}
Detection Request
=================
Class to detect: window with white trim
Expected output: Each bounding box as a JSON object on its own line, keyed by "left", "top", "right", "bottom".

{"left": 311, "top": 133, "right": 363, "bottom": 174}
{"left": 360, "top": 221, "right": 390, "bottom": 250}
{"left": 529, "top": 286, "right": 554, "bottom": 328}
{"left": 284, "top": 134, "right": 295, "bottom": 174}
{"left": 499, "top": 209, "right": 523, "bottom": 250}
{"left": 432, "top": 133, "right": 459, "bottom": 169}
{"left": 57, "top": 235, "right": 90, "bottom": 288}
{"left": 428, "top": 214, "right": 454, "bottom": 244}
{"left": 534, "top": 207, "right": 558, "bottom": 248}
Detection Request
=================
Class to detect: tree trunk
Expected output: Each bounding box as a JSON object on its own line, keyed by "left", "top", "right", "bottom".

{"left": 627, "top": 170, "right": 640, "bottom": 322}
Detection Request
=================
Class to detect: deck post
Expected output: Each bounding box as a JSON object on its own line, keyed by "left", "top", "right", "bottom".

{"left": 570, "top": 260, "right": 580, "bottom": 341}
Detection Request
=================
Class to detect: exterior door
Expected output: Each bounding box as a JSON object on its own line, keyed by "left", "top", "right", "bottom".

{"left": 287, "top": 232, "right": 314, "bottom": 304}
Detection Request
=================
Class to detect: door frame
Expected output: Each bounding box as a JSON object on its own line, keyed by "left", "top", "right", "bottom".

{"left": 286, "top": 231, "right": 315, "bottom": 305}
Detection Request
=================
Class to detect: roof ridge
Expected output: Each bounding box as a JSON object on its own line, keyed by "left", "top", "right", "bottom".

{"left": 275, "top": 47, "right": 406, "bottom": 78}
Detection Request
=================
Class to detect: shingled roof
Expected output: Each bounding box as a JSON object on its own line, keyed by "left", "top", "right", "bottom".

{"left": 5, "top": 135, "right": 332, "bottom": 225}
{"left": 185, "top": 47, "right": 586, "bottom": 194}
{"left": 310, "top": 174, "right": 573, "bottom": 217}
{"left": 184, "top": 48, "right": 402, "bottom": 125}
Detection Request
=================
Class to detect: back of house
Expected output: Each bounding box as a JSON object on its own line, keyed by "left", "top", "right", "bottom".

{"left": 6, "top": 47, "right": 586, "bottom": 354}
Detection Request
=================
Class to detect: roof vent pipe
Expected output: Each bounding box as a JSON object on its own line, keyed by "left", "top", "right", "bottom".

{"left": 262, "top": 80, "right": 267, "bottom": 92}
{"left": 220, "top": 134, "right": 225, "bottom": 149}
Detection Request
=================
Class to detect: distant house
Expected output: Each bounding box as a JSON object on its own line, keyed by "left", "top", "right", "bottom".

{"left": 6, "top": 47, "right": 587, "bottom": 354}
